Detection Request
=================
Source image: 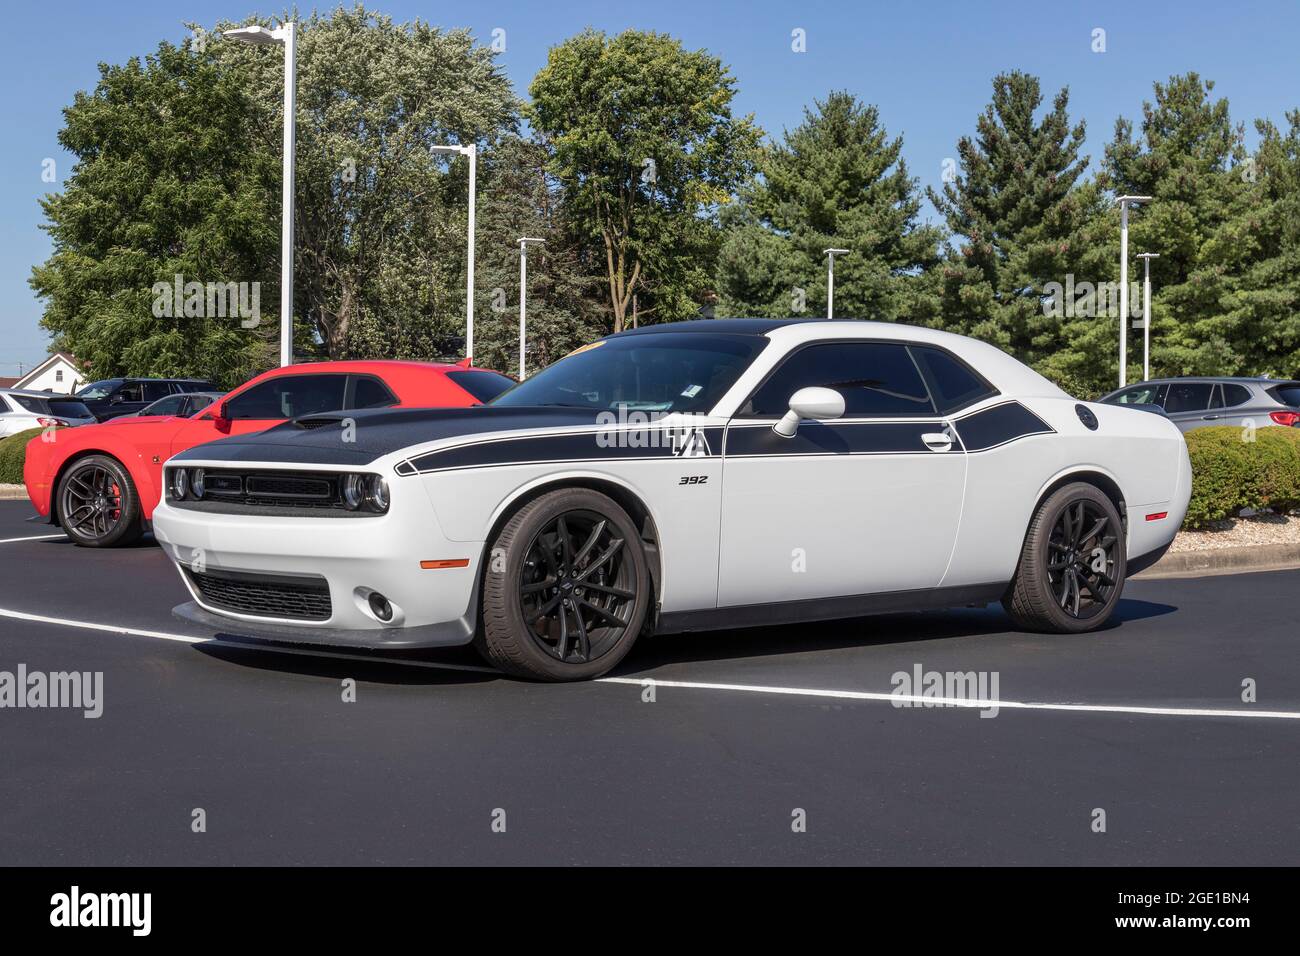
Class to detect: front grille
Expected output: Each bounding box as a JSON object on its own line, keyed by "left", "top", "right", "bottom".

{"left": 170, "top": 469, "right": 355, "bottom": 512}
{"left": 186, "top": 568, "right": 332, "bottom": 621}
{"left": 244, "top": 475, "right": 333, "bottom": 499}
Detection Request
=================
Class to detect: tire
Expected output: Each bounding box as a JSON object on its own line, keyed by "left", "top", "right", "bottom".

{"left": 1003, "top": 481, "right": 1126, "bottom": 633}
{"left": 56, "top": 454, "right": 145, "bottom": 548}
{"left": 477, "top": 488, "right": 651, "bottom": 681}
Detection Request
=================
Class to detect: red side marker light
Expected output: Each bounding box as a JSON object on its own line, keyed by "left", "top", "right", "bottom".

{"left": 420, "top": 558, "right": 470, "bottom": 570}
{"left": 1145, "top": 512, "right": 1168, "bottom": 522}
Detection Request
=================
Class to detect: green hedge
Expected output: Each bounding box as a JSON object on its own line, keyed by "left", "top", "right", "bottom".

{"left": 1184, "top": 425, "right": 1300, "bottom": 528}
{"left": 0, "top": 427, "right": 44, "bottom": 485}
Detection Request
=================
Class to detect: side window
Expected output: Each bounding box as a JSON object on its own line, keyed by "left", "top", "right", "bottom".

{"left": 744, "top": 342, "right": 935, "bottom": 417}
{"left": 116, "top": 382, "right": 144, "bottom": 403}
{"left": 187, "top": 395, "right": 216, "bottom": 415}
{"left": 142, "top": 381, "right": 173, "bottom": 402}
{"left": 1113, "top": 384, "right": 1163, "bottom": 406}
{"left": 910, "top": 346, "right": 996, "bottom": 414}
{"left": 1164, "top": 382, "right": 1214, "bottom": 413}
{"left": 224, "top": 374, "right": 348, "bottom": 420}
{"left": 1221, "top": 384, "right": 1251, "bottom": 408}
{"left": 149, "top": 396, "right": 184, "bottom": 416}
{"left": 1207, "top": 385, "right": 1224, "bottom": 409}
{"left": 350, "top": 376, "right": 398, "bottom": 410}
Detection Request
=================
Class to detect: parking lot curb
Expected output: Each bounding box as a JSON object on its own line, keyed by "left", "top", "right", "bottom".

{"left": 0, "top": 484, "right": 26, "bottom": 500}
{"left": 1135, "top": 542, "right": 1300, "bottom": 579}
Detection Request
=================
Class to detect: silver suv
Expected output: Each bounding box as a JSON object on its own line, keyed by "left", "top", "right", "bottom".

{"left": 1100, "top": 377, "right": 1300, "bottom": 433}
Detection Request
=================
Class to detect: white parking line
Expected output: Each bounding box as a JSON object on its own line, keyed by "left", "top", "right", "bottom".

{"left": 2, "top": 604, "right": 1299, "bottom": 721}
{"left": 0, "top": 533, "right": 64, "bottom": 544}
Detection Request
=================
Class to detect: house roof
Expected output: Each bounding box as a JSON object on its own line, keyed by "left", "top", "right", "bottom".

{"left": 14, "top": 352, "right": 80, "bottom": 389}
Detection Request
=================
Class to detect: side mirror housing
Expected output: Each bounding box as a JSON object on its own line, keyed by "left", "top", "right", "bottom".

{"left": 773, "top": 387, "right": 845, "bottom": 438}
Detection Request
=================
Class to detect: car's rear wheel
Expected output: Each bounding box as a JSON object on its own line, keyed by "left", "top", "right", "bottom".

{"left": 56, "top": 454, "right": 144, "bottom": 548}
{"left": 477, "top": 488, "right": 650, "bottom": 681}
{"left": 1003, "top": 482, "right": 1126, "bottom": 633}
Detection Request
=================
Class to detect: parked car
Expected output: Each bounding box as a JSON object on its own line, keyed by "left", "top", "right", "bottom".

{"left": 25, "top": 360, "right": 514, "bottom": 548}
{"left": 75, "top": 377, "right": 220, "bottom": 421}
{"left": 152, "top": 319, "right": 1191, "bottom": 682}
{"left": 1100, "top": 377, "right": 1300, "bottom": 433}
{"left": 132, "top": 391, "right": 225, "bottom": 418}
{"left": 0, "top": 389, "right": 96, "bottom": 436}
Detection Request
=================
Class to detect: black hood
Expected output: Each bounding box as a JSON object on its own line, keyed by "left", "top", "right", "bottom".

{"left": 173, "top": 406, "right": 608, "bottom": 466}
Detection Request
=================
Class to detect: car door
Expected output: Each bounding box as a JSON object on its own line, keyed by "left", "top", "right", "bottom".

{"left": 716, "top": 340, "right": 968, "bottom": 607}
{"left": 1162, "top": 381, "right": 1216, "bottom": 432}
{"left": 1210, "top": 383, "right": 1257, "bottom": 431}
{"left": 102, "top": 381, "right": 147, "bottom": 420}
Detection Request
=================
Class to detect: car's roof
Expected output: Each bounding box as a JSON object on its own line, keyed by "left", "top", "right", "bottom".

{"left": 1122, "top": 376, "right": 1297, "bottom": 386}
{"left": 611, "top": 318, "right": 826, "bottom": 337}
{"left": 0, "top": 388, "right": 76, "bottom": 397}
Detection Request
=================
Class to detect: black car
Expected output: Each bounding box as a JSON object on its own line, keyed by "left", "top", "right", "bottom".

{"left": 76, "top": 377, "right": 220, "bottom": 422}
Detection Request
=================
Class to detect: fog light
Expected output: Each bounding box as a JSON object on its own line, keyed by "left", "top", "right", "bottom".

{"left": 368, "top": 592, "right": 393, "bottom": 622}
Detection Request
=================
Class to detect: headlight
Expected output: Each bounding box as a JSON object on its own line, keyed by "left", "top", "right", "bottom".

{"left": 171, "top": 468, "right": 189, "bottom": 500}
{"left": 364, "top": 475, "right": 389, "bottom": 514}
{"left": 191, "top": 468, "right": 206, "bottom": 499}
{"left": 341, "top": 473, "right": 365, "bottom": 510}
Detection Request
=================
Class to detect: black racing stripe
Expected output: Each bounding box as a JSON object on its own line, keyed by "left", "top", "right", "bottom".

{"left": 724, "top": 420, "right": 964, "bottom": 457}
{"left": 953, "top": 401, "right": 1053, "bottom": 451}
{"left": 407, "top": 425, "right": 725, "bottom": 474}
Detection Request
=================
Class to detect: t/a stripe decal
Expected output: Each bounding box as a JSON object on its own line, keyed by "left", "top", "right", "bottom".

{"left": 952, "top": 401, "right": 1054, "bottom": 451}
{"left": 724, "top": 420, "right": 964, "bottom": 457}
{"left": 404, "top": 426, "right": 726, "bottom": 474}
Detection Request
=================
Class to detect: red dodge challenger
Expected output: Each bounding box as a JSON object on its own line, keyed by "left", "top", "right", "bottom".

{"left": 24, "top": 360, "right": 513, "bottom": 547}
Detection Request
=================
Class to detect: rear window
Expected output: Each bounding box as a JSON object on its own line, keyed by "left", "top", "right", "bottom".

{"left": 47, "top": 399, "right": 92, "bottom": 419}
{"left": 447, "top": 370, "right": 515, "bottom": 403}
{"left": 7, "top": 395, "right": 50, "bottom": 414}
{"left": 911, "top": 346, "right": 997, "bottom": 414}
{"left": 1269, "top": 385, "right": 1300, "bottom": 408}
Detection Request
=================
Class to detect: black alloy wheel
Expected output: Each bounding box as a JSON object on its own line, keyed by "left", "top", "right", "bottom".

{"left": 57, "top": 455, "right": 143, "bottom": 548}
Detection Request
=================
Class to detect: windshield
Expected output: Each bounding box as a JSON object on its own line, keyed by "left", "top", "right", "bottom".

{"left": 489, "top": 332, "right": 767, "bottom": 413}
{"left": 77, "top": 380, "right": 118, "bottom": 400}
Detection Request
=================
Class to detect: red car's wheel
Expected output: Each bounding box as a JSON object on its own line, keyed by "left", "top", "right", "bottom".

{"left": 56, "top": 455, "right": 145, "bottom": 548}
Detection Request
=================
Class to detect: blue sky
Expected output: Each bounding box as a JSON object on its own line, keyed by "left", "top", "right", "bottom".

{"left": 2, "top": 0, "right": 1298, "bottom": 375}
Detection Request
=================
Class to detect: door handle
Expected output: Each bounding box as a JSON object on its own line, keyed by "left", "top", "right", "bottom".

{"left": 922, "top": 432, "right": 953, "bottom": 452}
{"left": 1202, "top": 414, "right": 1221, "bottom": 420}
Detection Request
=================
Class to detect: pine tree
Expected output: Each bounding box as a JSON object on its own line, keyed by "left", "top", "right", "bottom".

{"left": 717, "top": 92, "right": 940, "bottom": 322}
{"left": 929, "top": 71, "right": 1108, "bottom": 389}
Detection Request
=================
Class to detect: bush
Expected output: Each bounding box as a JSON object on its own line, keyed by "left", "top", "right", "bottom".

{"left": 1184, "top": 425, "right": 1300, "bottom": 527}
{"left": 0, "top": 427, "right": 44, "bottom": 485}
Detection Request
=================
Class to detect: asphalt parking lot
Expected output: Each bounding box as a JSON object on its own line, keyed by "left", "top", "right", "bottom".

{"left": 0, "top": 498, "right": 1296, "bottom": 866}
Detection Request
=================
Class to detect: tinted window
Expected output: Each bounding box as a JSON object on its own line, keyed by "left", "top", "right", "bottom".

{"left": 116, "top": 382, "right": 144, "bottom": 403}
{"left": 142, "top": 381, "right": 173, "bottom": 402}
{"left": 746, "top": 342, "right": 934, "bottom": 417}
{"left": 7, "top": 395, "right": 49, "bottom": 414}
{"left": 47, "top": 399, "right": 92, "bottom": 419}
{"left": 1164, "top": 382, "right": 1214, "bottom": 413}
{"left": 911, "top": 346, "right": 995, "bottom": 413}
{"left": 490, "top": 333, "right": 766, "bottom": 413}
{"left": 1270, "top": 385, "right": 1300, "bottom": 408}
{"left": 351, "top": 376, "right": 398, "bottom": 410}
{"left": 225, "top": 374, "right": 348, "bottom": 420}
{"left": 447, "top": 370, "right": 514, "bottom": 403}
{"left": 1221, "top": 384, "right": 1252, "bottom": 408}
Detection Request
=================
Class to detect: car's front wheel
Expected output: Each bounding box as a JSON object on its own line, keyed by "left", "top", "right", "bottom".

{"left": 56, "top": 454, "right": 144, "bottom": 548}
{"left": 477, "top": 488, "right": 651, "bottom": 681}
{"left": 1003, "top": 482, "right": 1126, "bottom": 633}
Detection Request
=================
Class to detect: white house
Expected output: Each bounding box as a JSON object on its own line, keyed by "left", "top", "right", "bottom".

{"left": 12, "top": 353, "right": 84, "bottom": 394}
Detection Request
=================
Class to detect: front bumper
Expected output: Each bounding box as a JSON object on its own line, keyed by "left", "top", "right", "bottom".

{"left": 151, "top": 490, "right": 482, "bottom": 649}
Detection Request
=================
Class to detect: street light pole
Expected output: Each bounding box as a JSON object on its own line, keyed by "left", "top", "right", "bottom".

{"left": 1114, "top": 196, "right": 1151, "bottom": 388}
{"left": 224, "top": 22, "right": 297, "bottom": 367}
{"left": 824, "top": 248, "right": 850, "bottom": 319}
{"left": 1135, "top": 252, "right": 1160, "bottom": 382}
{"left": 432, "top": 144, "right": 478, "bottom": 362}
{"left": 518, "top": 237, "right": 545, "bottom": 380}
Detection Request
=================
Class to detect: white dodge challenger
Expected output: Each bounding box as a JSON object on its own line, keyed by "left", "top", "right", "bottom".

{"left": 152, "top": 319, "right": 1191, "bottom": 681}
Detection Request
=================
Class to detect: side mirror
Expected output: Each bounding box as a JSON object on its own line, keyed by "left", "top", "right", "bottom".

{"left": 213, "top": 401, "right": 231, "bottom": 425}
{"left": 109, "top": 393, "right": 124, "bottom": 405}
{"left": 773, "top": 387, "right": 845, "bottom": 438}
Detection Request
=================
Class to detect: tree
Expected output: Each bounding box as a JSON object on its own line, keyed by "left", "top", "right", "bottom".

{"left": 1102, "top": 73, "right": 1295, "bottom": 380}
{"left": 30, "top": 39, "right": 280, "bottom": 385}
{"left": 716, "top": 92, "right": 941, "bottom": 321}
{"left": 929, "top": 72, "right": 1109, "bottom": 388}
{"left": 529, "top": 29, "right": 762, "bottom": 332}
{"left": 471, "top": 135, "right": 606, "bottom": 374}
{"left": 31, "top": 4, "right": 519, "bottom": 381}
